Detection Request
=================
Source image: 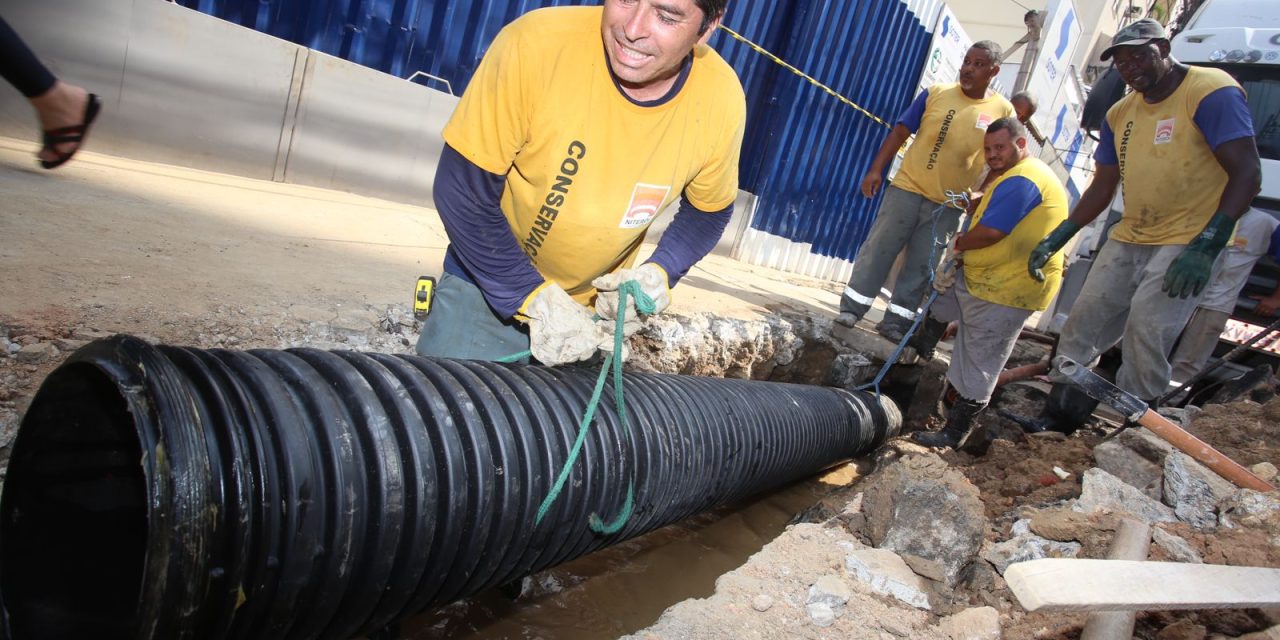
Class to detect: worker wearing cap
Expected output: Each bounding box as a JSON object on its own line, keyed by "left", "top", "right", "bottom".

{"left": 910, "top": 117, "right": 1067, "bottom": 450}
{"left": 1026, "top": 19, "right": 1261, "bottom": 431}
{"left": 836, "top": 42, "right": 1015, "bottom": 343}
{"left": 415, "top": 0, "right": 746, "bottom": 366}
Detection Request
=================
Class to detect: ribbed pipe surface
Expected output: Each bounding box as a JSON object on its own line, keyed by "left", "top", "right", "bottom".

{"left": 0, "top": 335, "right": 900, "bottom": 640}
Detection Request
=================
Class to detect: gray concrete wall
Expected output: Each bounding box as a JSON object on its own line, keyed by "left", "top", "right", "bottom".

{"left": 0, "top": 0, "right": 455, "bottom": 206}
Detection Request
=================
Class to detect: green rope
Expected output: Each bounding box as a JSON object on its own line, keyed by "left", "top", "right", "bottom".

{"left": 496, "top": 350, "right": 531, "bottom": 363}
{"left": 531, "top": 280, "right": 655, "bottom": 535}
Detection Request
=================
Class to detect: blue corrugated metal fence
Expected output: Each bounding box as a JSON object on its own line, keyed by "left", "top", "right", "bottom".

{"left": 181, "top": 0, "right": 935, "bottom": 262}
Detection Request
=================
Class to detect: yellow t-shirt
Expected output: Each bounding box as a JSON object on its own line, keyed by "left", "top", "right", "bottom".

{"left": 443, "top": 6, "right": 747, "bottom": 307}
{"left": 963, "top": 157, "right": 1068, "bottom": 311}
{"left": 894, "top": 84, "right": 1015, "bottom": 204}
{"left": 1106, "top": 67, "right": 1242, "bottom": 245}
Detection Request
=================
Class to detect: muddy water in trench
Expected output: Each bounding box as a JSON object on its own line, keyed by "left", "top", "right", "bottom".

{"left": 393, "top": 462, "right": 867, "bottom": 639}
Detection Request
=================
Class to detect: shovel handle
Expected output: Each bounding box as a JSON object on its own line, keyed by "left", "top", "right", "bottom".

{"left": 1135, "top": 408, "right": 1277, "bottom": 493}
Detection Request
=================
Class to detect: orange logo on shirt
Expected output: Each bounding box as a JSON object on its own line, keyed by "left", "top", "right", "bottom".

{"left": 1154, "top": 118, "right": 1175, "bottom": 145}
{"left": 620, "top": 183, "right": 671, "bottom": 229}
{"left": 975, "top": 113, "right": 994, "bottom": 130}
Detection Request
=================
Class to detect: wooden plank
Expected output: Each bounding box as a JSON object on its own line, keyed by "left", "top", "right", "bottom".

{"left": 1006, "top": 559, "right": 1280, "bottom": 612}
{"left": 1080, "top": 519, "right": 1151, "bottom": 640}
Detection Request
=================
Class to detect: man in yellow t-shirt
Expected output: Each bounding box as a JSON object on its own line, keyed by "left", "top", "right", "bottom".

{"left": 836, "top": 42, "right": 1015, "bottom": 342}
{"left": 910, "top": 118, "right": 1067, "bottom": 450}
{"left": 416, "top": 0, "right": 746, "bottom": 366}
{"left": 1026, "top": 20, "right": 1261, "bottom": 432}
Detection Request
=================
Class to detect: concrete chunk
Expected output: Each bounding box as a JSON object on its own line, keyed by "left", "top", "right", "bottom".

{"left": 983, "top": 533, "right": 1082, "bottom": 575}
{"left": 939, "top": 606, "right": 1001, "bottom": 640}
{"left": 1074, "top": 468, "right": 1177, "bottom": 524}
{"left": 1094, "top": 440, "right": 1163, "bottom": 499}
{"left": 15, "top": 342, "right": 57, "bottom": 363}
{"left": 1152, "top": 527, "right": 1203, "bottom": 564}
{"left": 1164, "top": 453, "right": 1236, "bottom": 529}
{"left": 845, "top": 548, "right": 931, "bottom": 610}
{"left": 807, "top": 574, "right": 851, "bottom": 608}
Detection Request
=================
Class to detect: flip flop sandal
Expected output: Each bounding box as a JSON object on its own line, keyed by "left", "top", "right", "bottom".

{"left": 39, "top": 93, "right": 102, "bottom": 170}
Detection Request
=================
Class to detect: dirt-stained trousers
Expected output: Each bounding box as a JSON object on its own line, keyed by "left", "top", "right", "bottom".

{"left": 840, "top": 185, "right": 963, "bottom": 331}
{"left": 1048, "top": 240, "right": 1202, "bottom": 402}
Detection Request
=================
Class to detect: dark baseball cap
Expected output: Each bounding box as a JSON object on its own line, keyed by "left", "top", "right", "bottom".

{"left": 1101, "top": 19, "right": 1169, "bottom": 60}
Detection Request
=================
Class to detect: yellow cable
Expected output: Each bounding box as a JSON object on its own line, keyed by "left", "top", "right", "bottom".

{"left": 717, "top": 24, "right": 892, "bottom": 129}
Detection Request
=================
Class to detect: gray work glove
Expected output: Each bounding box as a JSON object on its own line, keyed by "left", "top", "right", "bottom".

{"left": 932, "top": 242, "right": 960, "bottom": 294}
{"left": 523, "top": 284, "right": 610, "bottom": 366}
{"left": 593, "top": 263, "right": 672, "bottom": 338}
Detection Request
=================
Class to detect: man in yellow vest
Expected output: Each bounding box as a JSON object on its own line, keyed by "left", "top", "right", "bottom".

{"left": 836, "top": 42, "right": 1015, "bottom": 342}
{"left": 911, "top": 117, "right": 1067, "bottom": 449}
{"left": 1026, "top": 19, "right": 1261, "bottom": 431}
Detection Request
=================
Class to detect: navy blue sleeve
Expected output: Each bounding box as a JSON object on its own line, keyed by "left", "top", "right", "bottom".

{"left": 1269, "top": 222, "right": 1280, "bottom": 261}
{"left": 434, "top": 144, "right": 545, "bottom": 318}
{"left": 977, "top": 176, "right": 1043, "bottom": 234}
{"left": 896, "top": 91, "right": 929, "bottom": 134}
{"left": 1194, "top": 86, "right": 1256, "bottom": 150}
{"left": 645, "top": 194, "right": 733, "bottom": 286}
{"left": 1094, "top": 119, "right": 1118, "bottom": 165}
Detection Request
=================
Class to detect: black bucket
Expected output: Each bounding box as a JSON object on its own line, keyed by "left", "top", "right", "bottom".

{"left": 0, "top": 336, "right": 899, "bottom": 640}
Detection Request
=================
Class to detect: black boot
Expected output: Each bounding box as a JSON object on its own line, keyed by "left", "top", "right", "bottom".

{"left": 1005, "top": 381, "right": 1099, "bottom": 435}
{"left": 911, "top": 397, "right": 987, "bottom": 449}
{"left": 911, "top": 315, "right": 948, "bottom": 360}
{"left": 1042, "top": 381, "right": 1098, "bottom": 435}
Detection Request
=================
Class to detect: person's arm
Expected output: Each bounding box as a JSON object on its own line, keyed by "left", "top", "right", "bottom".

{"left": 1164, "top": 88, "right": 1262, "bottom": 298}
{"left": 1210, "top": 136, "right": 1262, "bottom": 220}
{"left": 863, "top": 90, "right": 928, "bottom": 198}
{"left": 1066, "top": 118, "right": 1123, "bottom": 228}
{"left": 645, "top": 195, "right": 734, "bottom": 286}
{"left": 862, "top": 124, "right": 912, "bottom": 198}
{"left": 958, "top": 174, "right": 1042, "bottom": 251}
{"left": 954, "top": 225, "right": 1007, "bottom": 252}
{"left": 1251, "top": 283, "right": 1280, "bottom": 316}
{"left": 434, "top": 144, "right": 545, "bottom": 318}
{"left": 1196, "top": 86, "right": 1262, "bottom": 220}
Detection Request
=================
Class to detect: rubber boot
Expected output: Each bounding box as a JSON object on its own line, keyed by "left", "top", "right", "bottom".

{"left": 911, "top": 315, "right": 948, "bottom": 360}
{"left": 1042, "top": 381, "right": 1098, "bottom": 435}
{"left": 911, "top": 397, "right": 987, "bottom": 449}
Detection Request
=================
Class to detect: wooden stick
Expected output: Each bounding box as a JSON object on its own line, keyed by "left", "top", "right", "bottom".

{"left": 1080, "top": 519, "right": 1151, "bottom": 640}
{"left": 1006, "top": 559, "right": 1280, "bottom": 612}
{"left": 1134, "top": 408, "right": 1277, "bottom": 493}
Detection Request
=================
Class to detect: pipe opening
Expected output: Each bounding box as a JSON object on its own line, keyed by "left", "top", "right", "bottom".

{"left": 1, "top": 363, "right": 146, "bottom": 640}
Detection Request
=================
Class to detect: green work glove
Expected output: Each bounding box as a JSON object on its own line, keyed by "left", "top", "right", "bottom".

{"left": 1028, "top": 220, "right": 1083, "bottom": 283}
{"left": 1163, "top": 212, "right": 1236, "bottom": 299}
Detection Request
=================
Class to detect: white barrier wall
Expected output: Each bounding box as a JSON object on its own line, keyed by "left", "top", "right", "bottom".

{"left": 0, "top": 0, "right": 456, "bottom": 206}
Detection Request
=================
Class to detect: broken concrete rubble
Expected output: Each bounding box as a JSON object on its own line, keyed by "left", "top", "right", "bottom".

{"left": 1093, "top": 439, "right": 1163, "bottom": 499}
{"left": 1163, "top": 452, "right": 1237, "bottom": 529}
{"left": 858, "top": 453, "right": 987, "bottom": 587}
{"left": 845, "top": 548, "right": 932, "bottom": 610}
{"left": 1074, "top": 467, "right": 1178, "bottom": 524}
{"left": 938, "top": 606, "right": 1001, "bottom": 640}
{"left": 1152, "top": 526, "right": 1204, "bottom": 564}
{"left": 982, "top": 520, "right": 1082, "bottom": 574}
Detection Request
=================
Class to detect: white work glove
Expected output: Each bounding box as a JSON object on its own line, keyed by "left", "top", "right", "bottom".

{"left": 593, "top": 263, "right": 672, "bottom": 338}
{"left": 523, "top": 284, "right": 610, "bottom": 366}
{"left": 933, "top": 241, "right": 961, "bottom": 294}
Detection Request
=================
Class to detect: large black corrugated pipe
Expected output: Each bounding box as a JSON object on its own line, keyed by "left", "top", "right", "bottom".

{"left": 0, "top": 335, "right": 900, "bottom": 640}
